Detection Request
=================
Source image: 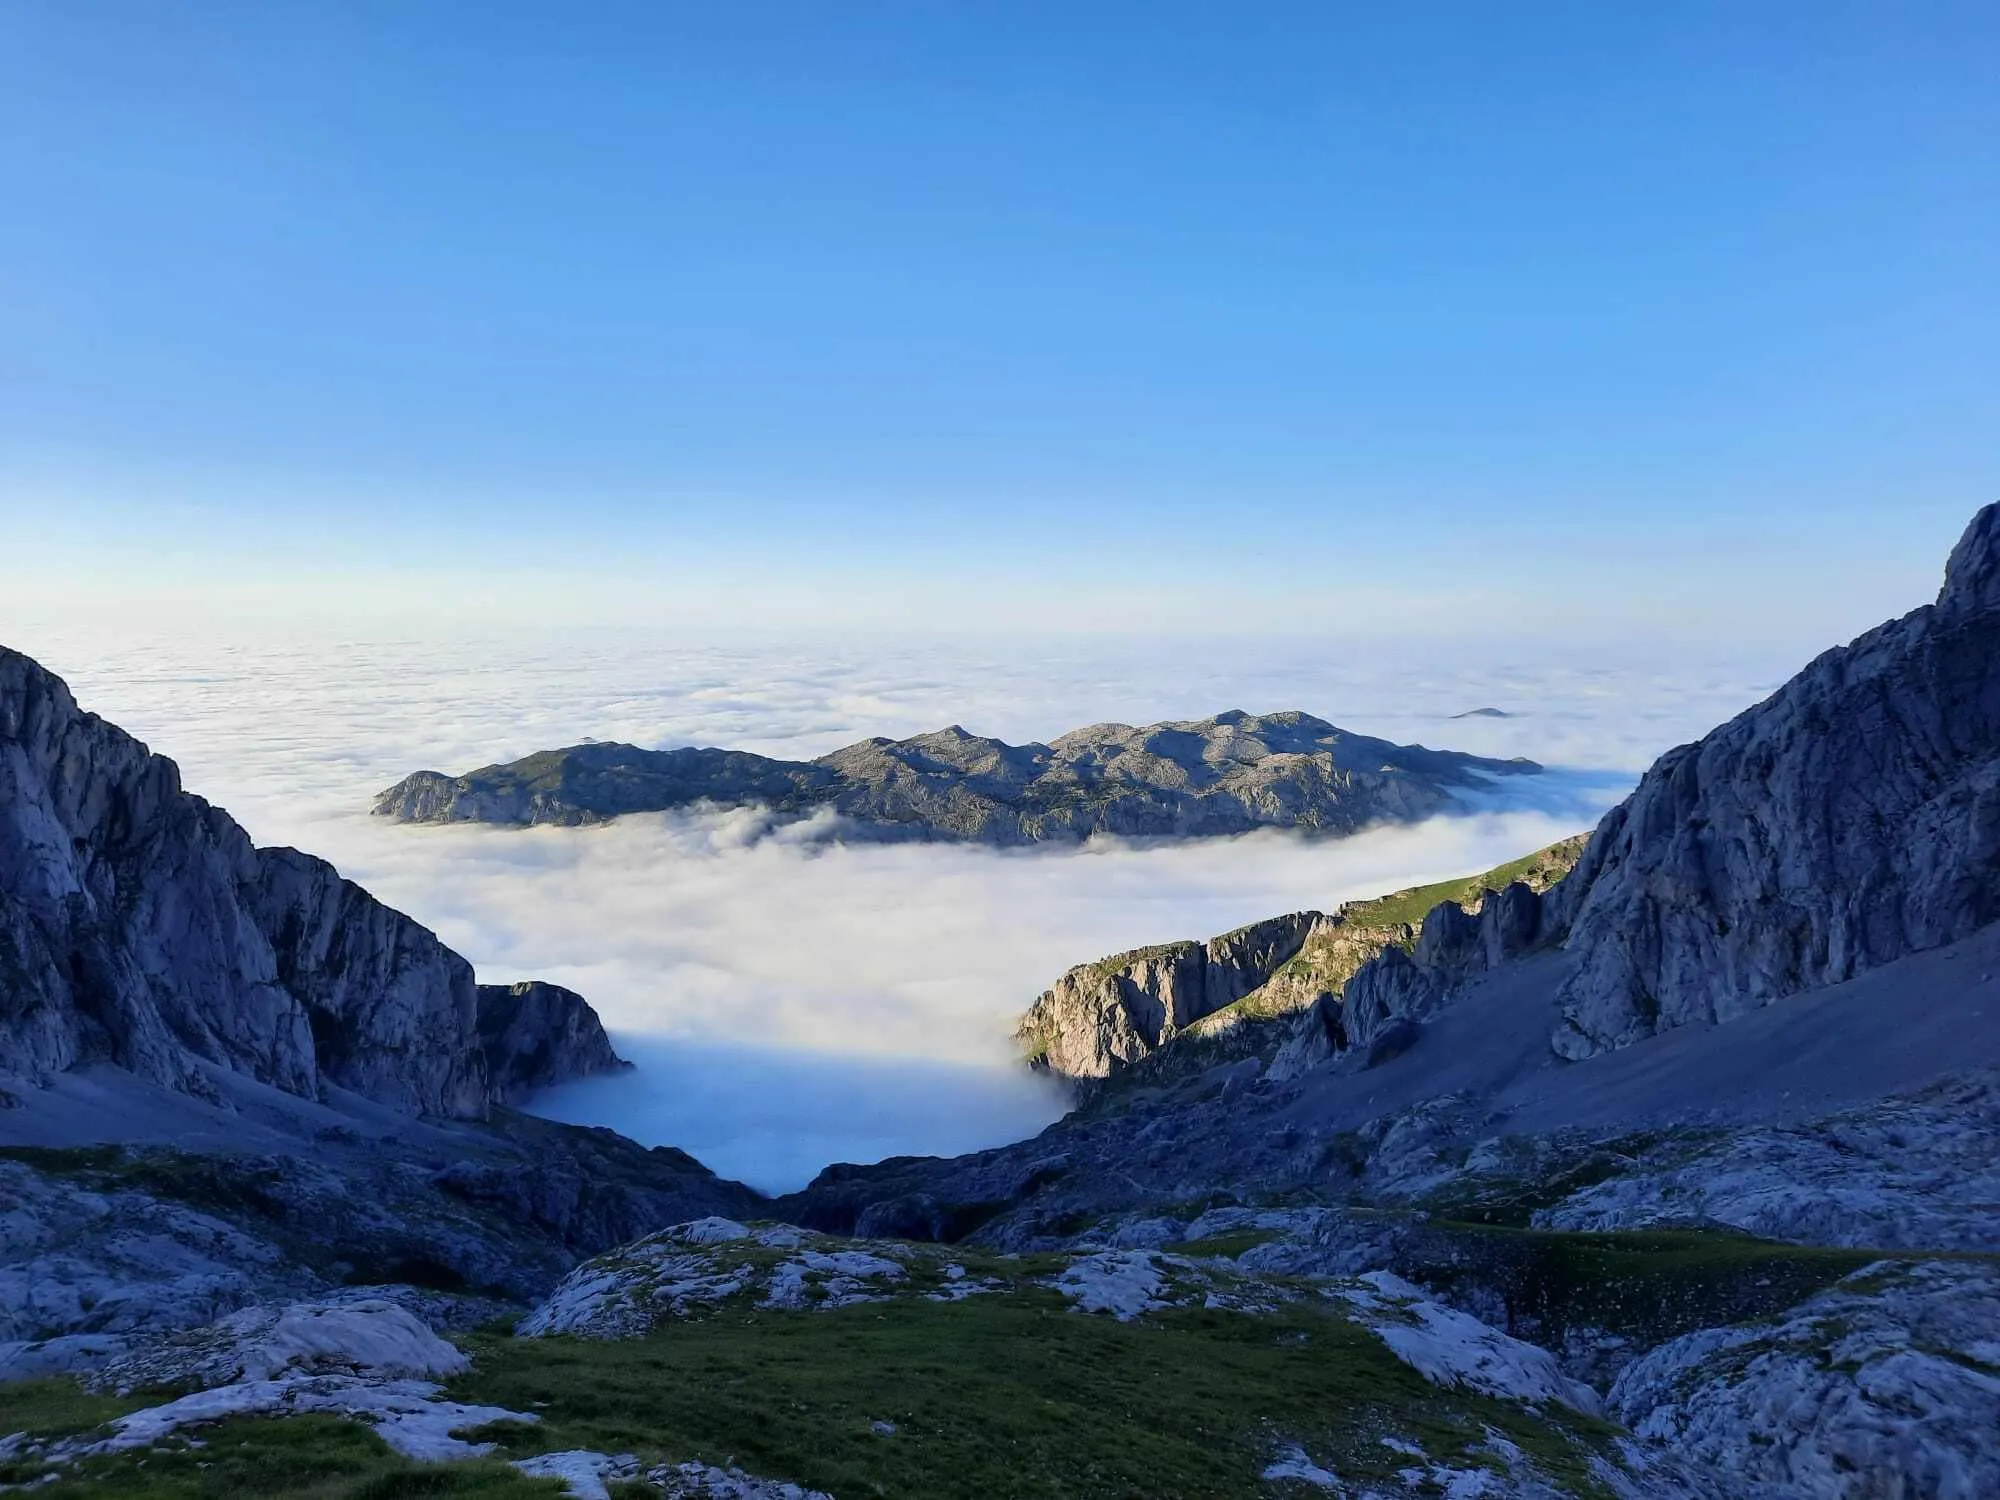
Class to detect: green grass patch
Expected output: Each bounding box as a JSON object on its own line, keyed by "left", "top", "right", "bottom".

{"left": 0, "top": 1378, "right": 152, "bottom": 1443}
{"left": 1, "top": 1413, "right": 564, "bottom": 1498}
{"left": 1339, "top": 835, "right": 1587, "bottom": 933}
{"left": 448, "top": 1292, "right": 1617, "bottom": 1499}
{"left": 1164, "top": 1230, "right": 1280, "bottom": 1259}
{"left": 1417, "top": 1224, "right": 1886, "bottom": 1347}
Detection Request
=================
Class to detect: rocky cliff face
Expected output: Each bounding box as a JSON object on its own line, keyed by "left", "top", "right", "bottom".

{"left": 374, "top": 710, "right": 1540, "bottom": 846}
{"left": 476, "top": 980, "right": 631, "bottom": 1102}
{"left": 1260, "top": 507, "right": 2000, "bottom": 1072}
{"left": 1022, "top": 836, "right": 1589, "bottom": 1084}
{"left": 1015, "top": 913, "right": 1323, "bottom": 1080}
{"left": 0, "top": 646, "right": 624, "bottom": 1118}
{"left": 1544, "top": 503, "right": 2000, "bottom": 1057}
{"left": 1271, "top": 879, "right": 1555, "bottom": 1080}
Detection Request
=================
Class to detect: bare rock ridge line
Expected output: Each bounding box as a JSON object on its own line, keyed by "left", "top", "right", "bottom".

{"left": 1542, "top": 500, "right": 2000, "bottom": 1055}
{"left": 371, "top": 709, "right": 1542, "bottom": 845}
{"left": 1019, "top": 835, "right": 1589, "bottom": 1083}
{"left": 0, "top": 645, "right": 627, "bottom": 1117}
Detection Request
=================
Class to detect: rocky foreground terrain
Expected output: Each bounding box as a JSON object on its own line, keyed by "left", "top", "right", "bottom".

{"left": 372, "top": 710, "right": 1540, "bottom": 845}
{"left": 3, "top": 507, "right": 2000, "bottom": 1497}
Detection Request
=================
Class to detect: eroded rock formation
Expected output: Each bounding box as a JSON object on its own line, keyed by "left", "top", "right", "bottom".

{"left": 0, "top": 646, "right": 624, "bottom": 1117}
{"left": 1546, "top": 502, "right": 2000, "bottom": 1056}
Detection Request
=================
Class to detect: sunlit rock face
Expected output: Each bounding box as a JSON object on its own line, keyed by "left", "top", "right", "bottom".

{"left": 0, "top": 645, "right": 618, "bottom": 1118}
{"left": 1546, "top": 502, "right": 2000, "bottom": 1056}
{"left": 1015, "top": 911, "right": 1323, "bottom": 1080}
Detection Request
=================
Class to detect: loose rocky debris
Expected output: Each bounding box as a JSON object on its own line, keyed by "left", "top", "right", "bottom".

{"left": 1258, "top": 1429, "right": 1730, "bottom": 1500}
{"left": 1608, "top": 1259, "right": 2000, "bottom": 1499}
{"left": 645, "top": 1459, "right": 833, "bottom": 1498}
{"left": 503, "top": 1450, "right": 837, "bottom": 1499}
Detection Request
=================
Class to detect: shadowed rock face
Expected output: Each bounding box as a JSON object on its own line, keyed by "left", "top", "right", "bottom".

{"left": 1269, "top": 505, "right": 2000, "bottom": 1069}
{"left": 1544, "top": 502, "right": 2000, "bottom": 1057}
{"left": 372, "top": 710, "right": 1541, "bottom": 846}
{"left": 476, "top": 980, "right": 631, "bottom": 1102}
{"left": 0, "top": 646, "right": 621, "bottom": 1119}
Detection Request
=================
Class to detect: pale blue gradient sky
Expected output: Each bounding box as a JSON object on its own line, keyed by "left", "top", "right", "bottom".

{"left": 2, "top": 3, "right": 1995, "bottom": 640}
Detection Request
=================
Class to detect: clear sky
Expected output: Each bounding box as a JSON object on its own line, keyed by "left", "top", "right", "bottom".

{"left": 3, "top": 3, "right": 1996, "bottom": 641}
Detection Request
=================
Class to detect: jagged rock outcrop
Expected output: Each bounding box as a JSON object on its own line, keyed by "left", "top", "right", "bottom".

{"left": 374, "top": 710, "right": 1540, "bottom": 846}
{"left": 476, "top": 980, "right": 631, "bottom": 1102}
{"left": 1274, "top": 879, "right": 1555, "bottom": 1079}
{"left": 1258, "top": 506, "right": 2000, "bottom": 1072}
{"left": 0, "top": 646, "right": 621, "bottom": 1119}
{"left": 1023, "top": 835, "right": 1591, "bottom": 1084}
{"left": 1545, "top": 503, "right": 2000, "bottom": 1057}
{"left": 1015, "top": 913, "right": 1325, "bottom": 1080}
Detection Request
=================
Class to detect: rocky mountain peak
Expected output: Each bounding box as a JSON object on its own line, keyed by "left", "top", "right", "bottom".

{"left": 1939, "top": 500, "right": 2000, "bottom": 615}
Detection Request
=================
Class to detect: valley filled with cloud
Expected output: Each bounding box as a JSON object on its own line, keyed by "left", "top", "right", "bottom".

{"left": 7, "top": 619, "right": 1801, "bottom": 1188}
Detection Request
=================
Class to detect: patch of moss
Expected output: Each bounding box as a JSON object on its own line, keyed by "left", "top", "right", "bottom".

{"left": 0, "top": 1378, "right": 152, "bottom": 1445}
{"left": 1166, "top": 1229, "right": 1280, "bottom": 1259}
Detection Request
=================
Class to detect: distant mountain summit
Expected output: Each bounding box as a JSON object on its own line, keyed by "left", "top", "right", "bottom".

{"left": 372, "top": 709, "right": 1540, "bottom": 846}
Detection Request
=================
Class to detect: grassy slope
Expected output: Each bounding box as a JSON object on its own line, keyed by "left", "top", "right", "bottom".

{"left": 4, "top": 1265, "right": 1620, "bottom": 1500}
{"left": 452, "top": 1294, "right": 1618, "bottom": 1500}
{"left": 1334, "top": 834, "right": 1588, "bottom": 931}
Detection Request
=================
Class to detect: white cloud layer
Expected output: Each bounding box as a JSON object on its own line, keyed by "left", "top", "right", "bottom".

{"left": 1, "top": 619, "right": 1806, "bottom": 1189}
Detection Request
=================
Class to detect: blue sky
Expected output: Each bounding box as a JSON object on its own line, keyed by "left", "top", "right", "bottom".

{"left": 2, "top": 3, "right": 1995, "bottom": 639}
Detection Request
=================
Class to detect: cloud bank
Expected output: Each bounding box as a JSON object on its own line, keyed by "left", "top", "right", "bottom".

{"left": 0, "top": 621, "right": 1795, "bottom": 1189}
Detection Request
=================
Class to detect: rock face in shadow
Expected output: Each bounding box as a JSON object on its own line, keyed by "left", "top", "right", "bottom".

{"left": 373, "top": 710, "right": 1541, "bottom": 846}
{"left": 1544, "top": 503, "right": 2000, "bottom": 1057}
{"left": 1262, "top": 506, "right": 2000, "bottom": 1073}
{"left": 0, "top": 646, "right": 618, "bottom": 1120}
{"left": 476, "top": 981, "right": 631, "bottom": 1102}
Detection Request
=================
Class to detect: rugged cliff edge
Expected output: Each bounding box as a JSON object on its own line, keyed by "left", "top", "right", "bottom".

{"left": 1018, "top": 836, "right": 1588, "bottom": 1084}
{"left": 1257, "top": 503, "right": 2000, "bottom": 1071}
{"left": 0, "top": 646, "right": 627, "bottom": 1117}
{"left": 1541, "top": 502, "right": 2000, "bottom": 1055}
{"left": 373, "top": 710, "right": 1540, "bottom": 846}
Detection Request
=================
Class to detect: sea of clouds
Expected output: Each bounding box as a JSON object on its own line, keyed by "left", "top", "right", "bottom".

{"left": 4, "top": 621, "right": 1803, "bottom": 1190}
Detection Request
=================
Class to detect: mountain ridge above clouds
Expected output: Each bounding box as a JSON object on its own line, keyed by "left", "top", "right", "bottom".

{"left": 0, "top": 642, "right": 757, "bottom": 1353}
{"left": 372, "top": 708, "right": 1542, "bottom": 846}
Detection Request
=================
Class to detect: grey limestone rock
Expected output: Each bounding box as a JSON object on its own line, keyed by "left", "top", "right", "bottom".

{"left": 0, "top": 645, "right": 627, "bottom": 1119}
{"left": 1547, "top": 502, "right": 2000, "bottom": 1057}
{"left": 1609, "top": 1259, "right": 2000, "bottom": 1500}
{"left": 1014, "top": 912, "right": 1323, "bottom": 1080}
